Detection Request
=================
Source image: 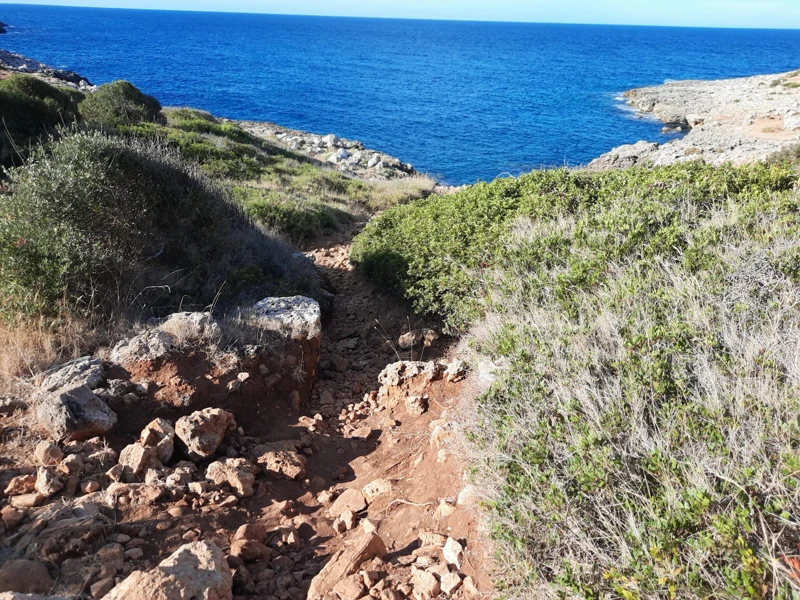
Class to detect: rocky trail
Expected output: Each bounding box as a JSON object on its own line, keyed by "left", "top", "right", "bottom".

{"left": 0, "top": 224, "right": 492, "bottom": 600}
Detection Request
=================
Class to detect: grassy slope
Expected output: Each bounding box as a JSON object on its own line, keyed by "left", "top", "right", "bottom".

{"left": 352, "top": 161, "right": 800, "bottom": 598}
{"left": 124, "top": 107, "right": 436, "bottom": 243}
{"left": 0, "top": 75, "right": 434, "bottom": 388}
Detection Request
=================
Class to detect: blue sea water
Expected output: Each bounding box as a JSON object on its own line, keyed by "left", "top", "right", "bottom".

{"left": 2, "top": 5, "right": 800, "bottom": 184}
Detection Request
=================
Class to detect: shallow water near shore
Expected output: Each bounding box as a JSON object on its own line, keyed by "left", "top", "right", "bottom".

{"left": 3, "top": 4, "right": 800, "bottom": 184}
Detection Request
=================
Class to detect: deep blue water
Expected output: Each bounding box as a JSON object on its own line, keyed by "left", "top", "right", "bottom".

{"left": 2, "top": 5, "right": 800, "bottom": 184}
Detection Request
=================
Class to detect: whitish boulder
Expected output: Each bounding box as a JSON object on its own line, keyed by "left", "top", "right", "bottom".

{"left": 119, "top": 443, "right": 158, "bottom": 477}
{"left": 329, "top": 488, "right": 367, "bottom": 517}
{"left": 36, "top": 384, "right": 117, "bottom": 441}
{"left": 412, "top": 569, "right": 440, "bottom": 600}
{"left": 39, "top": 356, "right": 104, "bottom": 392}
{"left": 252, "top": 296, "right": 321, "bottom": 340}
{"left": 34, "top": 467, "right": 63, "bottom": 497}
{"left": 205, "top": 458, "right": 257, "bottom": 497}
{"left": 157, "top": 312, "right": 221, "bottom": 344}
{"left": 110, "top": 330, "right": 177, "bottom": 365}
{"left": 785, "top": 112, "right": 800, "bottom": 131}
{"left": 361, "top": 479, "right": 392, "bottom": 504}
{"left": 443, "top": 537, "right": 464, "bottom": 568}
{"left": 308, "top": 533, "right": 387, "bottom": 598}
{"left": 104, "top": 541, "right": 232, "bottom": 600}
{"left": 110, "top": 312, "right": 220, "bottom": 366}
{"left": 175, "top": 408, "right": 235, "bottom": 460}
{"left": 587, "top": 140, "right": 660, "bottom": 170}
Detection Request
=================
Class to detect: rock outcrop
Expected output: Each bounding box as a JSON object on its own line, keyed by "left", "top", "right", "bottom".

{"left": 0, "top": 49, "right": 94, "bottom": 90}
{"left": 590, "top": 68, "right": 800, "bottom": 169}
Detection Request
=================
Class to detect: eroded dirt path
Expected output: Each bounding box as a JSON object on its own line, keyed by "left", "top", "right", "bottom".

{"left": 0, "top": 224, "right": 493, "bottom": 600}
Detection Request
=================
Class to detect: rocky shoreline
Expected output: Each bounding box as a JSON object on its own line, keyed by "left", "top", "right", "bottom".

{"left": 589, "top": 68, "right": 800, "bottom": 169}
{"left": 237, "top": 121, "right": 418, "bottom": 181}
{"left": 0, "top": 48, "right": 95, "bottom": 90}
{"left": 0, "top": 47, "right": 417, "bottom": 181}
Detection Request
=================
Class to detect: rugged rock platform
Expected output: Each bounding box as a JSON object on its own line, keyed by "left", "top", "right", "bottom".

{"left": 590, "top": 68, "right": 800, "bottom": 169}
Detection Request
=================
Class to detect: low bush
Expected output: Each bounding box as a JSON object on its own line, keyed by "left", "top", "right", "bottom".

{"left": 78, "top": 80, "right": 161, "bottom": 128}
{"left": 0, "top": 130, "right": 322, "bottom": 320}
{"left": 0, "top": 74, "right": 83, "bottom": 163}
{"left": 235, "top": 185, "right": 354, "bottom": 241}
{"left": 353, "top": 161, "right": 800, "bottom": 597}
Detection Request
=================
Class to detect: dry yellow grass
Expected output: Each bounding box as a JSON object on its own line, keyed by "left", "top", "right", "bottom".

{"left": 0, "top": 317, "right": 111, "bottom": 396}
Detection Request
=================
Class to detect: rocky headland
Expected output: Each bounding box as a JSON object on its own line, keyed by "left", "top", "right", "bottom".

{"left": 590, "top": 68, "right": 800, "bottom": 169}
{"left": 0, "top": 49, "right": 95, "bottom": 90}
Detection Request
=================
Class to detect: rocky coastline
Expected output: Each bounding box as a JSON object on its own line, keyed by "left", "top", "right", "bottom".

{"left": 0, "top": 48, "right": 95, "bottom": 90}
{"left": 237, "top": 121, "right": 418, "bottom": 181}
{"left": 589, "top": 68, "right": 800, "bottom": 169}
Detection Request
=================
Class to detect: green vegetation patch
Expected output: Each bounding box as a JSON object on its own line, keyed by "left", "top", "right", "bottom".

{"left": 0, "top": 130, "right": 322, "bottom": 320}
{"left": 353, "top": 161, "right": 800, "bottom": 597}
{"left": 0, "top": 74, "right": 84, "bottom": 164}
{"left": 78, "top": 80, "right": 161, "bottom": 128}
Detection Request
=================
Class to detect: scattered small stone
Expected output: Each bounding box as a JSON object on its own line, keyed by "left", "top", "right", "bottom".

{"left": 0, "top": 505, "right": 25, "bottom": 529}
{"left": 4, "top": 473, "right": 36, "bottom": 496}
{"left": 35, "top": 466, "right": 63, "bottom": 497}
{"left": 124, "top": 547, "right": 144, "bottom": 560}
{"left": 34, "top": 440, "right": 64, "bottom": 466}
{"left": 419, "top": 531, "right": 447, "bottom": 547}
{"left": 411, "top": 569, "right": 440, "bottom": 600}
{"left": 332, "top": 574, "right": 365, "bottom": 600}
{"left": 81, "top": 479, "right": 101, "bottom": 494}
{"left": 462, "top": 575, "right": 479, "bottom": 599}
{"left": 90, "top": 576, "right": 116, "bottom": 598}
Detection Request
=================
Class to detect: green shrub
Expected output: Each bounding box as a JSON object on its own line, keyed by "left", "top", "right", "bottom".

{"left": 352, "top": 162, "right": 796, "bottom": 329}
{"left": 78, "top": 80, "right": 161, "bottom": 128}
{"left": 0, "top": 131, "right": 322, "bottom": 319}
{"left": 0, "top": 74, "right": 83, "bottom": 163}
{"left": 353, "top": 161, "right": 800, "bottom": 597}
{"left": 235, "top": 185, "right": 353, "bottom": 241}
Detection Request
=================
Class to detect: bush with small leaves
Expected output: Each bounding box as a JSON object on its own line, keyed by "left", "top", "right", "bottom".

{"left": 78, "top": 80, "right": 161, "bottom": 128}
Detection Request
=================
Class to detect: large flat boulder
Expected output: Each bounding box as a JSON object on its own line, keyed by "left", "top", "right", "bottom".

{"left": 104, "top": 541, "right": 232, "bottom": 600}
{"left": 253, "top": 296, "right": 321, "bottom": 340}
{"left": 36, "top": 384, "right": 117, "bottom": 442}
{"left": 38, "top": 356, "right": 104, "bottom": 392}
